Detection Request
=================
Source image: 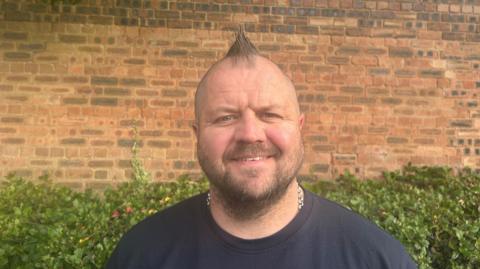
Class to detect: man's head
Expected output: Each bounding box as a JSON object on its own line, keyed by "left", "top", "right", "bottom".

{"left": 193, "top": 29, "right": 305, "bottom": 218}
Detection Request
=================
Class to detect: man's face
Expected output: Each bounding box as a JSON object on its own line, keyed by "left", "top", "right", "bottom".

{"left": 194, "top": 56, "right": 304, "bottom": 205}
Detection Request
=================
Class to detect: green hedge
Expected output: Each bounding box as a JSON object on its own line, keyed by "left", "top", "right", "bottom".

{"left": 1, "top": 165, "right": 479, "bottom": 269}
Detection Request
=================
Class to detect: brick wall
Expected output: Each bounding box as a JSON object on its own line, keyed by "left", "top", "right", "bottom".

{"left": 1, "top": 0, "right": 479, "bottom": 189}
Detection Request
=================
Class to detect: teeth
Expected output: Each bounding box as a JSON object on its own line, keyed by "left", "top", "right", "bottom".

{"left": 242, "top": 157, "right": 263, "bottom": 161}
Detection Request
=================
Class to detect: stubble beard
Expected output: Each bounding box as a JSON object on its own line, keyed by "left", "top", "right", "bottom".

{"left": 198, "top": 140, "right": 304, "bottom": 221}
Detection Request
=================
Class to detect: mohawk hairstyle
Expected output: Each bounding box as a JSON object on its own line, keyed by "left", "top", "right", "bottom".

{"left": 225, "top": 26, "right": 258, "bottom": 60}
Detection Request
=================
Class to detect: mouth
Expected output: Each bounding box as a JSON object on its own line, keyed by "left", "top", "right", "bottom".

{"left": 236, "top": 156, "right": 268, "bottom": 161}
{"left": 231, "top": 155, "right": 274, "bottom": 164}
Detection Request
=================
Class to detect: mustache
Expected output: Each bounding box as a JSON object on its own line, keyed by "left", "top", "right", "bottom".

{"left": 224, "top": 143, "right": 280, "bottom": 160}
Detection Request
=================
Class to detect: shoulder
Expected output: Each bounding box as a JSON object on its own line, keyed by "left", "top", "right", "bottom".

{"left": 307, "top": 191, "right": 417, "bottom": 268}
{"left": 105, "top": 193, "right": 207, "bottom": 268}
{"left": 125, "top": 192, "right": 205, "bottom": 240}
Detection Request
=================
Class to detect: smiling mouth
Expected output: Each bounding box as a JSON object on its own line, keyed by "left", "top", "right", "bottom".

{"left": 233, "top": 156, "right": 272, "bottom": 162}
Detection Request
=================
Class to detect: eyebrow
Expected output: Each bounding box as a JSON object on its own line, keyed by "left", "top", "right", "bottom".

{"left": 209, "top": 104, "right": 283, "bottom": 115}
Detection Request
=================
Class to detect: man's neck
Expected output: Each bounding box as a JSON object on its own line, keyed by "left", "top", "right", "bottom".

{"left": 209, "top": 181, "right": 300, "bottom": 240}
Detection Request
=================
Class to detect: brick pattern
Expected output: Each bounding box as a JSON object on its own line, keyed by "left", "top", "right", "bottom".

{"left": 1, "top": 0, "right": 479, "bottom": 188}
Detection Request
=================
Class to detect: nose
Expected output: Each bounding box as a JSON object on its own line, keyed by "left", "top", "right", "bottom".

{"left": 234, "top": 111, "right": 266, "bottom": 143}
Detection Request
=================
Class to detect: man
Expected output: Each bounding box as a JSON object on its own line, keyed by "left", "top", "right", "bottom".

{"left": 106, "top": 29, "right": 417, "bottom": 269}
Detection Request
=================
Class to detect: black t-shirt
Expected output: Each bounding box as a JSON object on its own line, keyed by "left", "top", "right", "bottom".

{"left": 106, "top": 189, "right": 417, "bottom": 269}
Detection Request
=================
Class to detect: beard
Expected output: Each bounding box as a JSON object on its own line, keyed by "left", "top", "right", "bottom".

{"left": 197, "top": 139, "right": 304, "bottom": 220}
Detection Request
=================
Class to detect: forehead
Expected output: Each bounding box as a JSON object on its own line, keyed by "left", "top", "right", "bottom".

{"left": 200, "top": 57, "right": 297, "bottom": 109}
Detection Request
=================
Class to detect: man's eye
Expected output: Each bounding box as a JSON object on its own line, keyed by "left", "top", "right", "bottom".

{"left": 215, "top": 115, "right": 235, "bottom": 123}
{"left": 262, "top": 112, "right": 281, "bottom": 119}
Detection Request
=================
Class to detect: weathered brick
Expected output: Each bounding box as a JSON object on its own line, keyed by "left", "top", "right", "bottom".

{"left": 104, "top": 88, "right": 131, "bottom": 96}
{"left": 156, "top": 10, "right": 180, "bottom": 19}
{"left": 271, "top": 24, "right": 295, "bottom": 34}
{"left": 321, "top": 26, "right": 346, "bottom": 36}
{"left": 91, "top": 140, "right": 114, "bottom": 146}
{"left": 88, "top": 160, "right": 114, "bottom": 168}
{"left": 60, "top": 14, "right": 87, "bottom": 23}
{"left": 309, "top": 163, "right": 330, "bottom": 172}
{"left": 76, "top": 6, "right": 99, "bottom": 14}
{"left": 88, "top": 15, "right": 113, "bottom": 25}
{"left": 296, "top": 26, "right": 319, "bottom": 34}
{"left": 4, "top": 52, "right": 31, "bottom": 61}
{"left": 340, "top": 86, "right": 364, "bottom": 95}
{"left": 314, "top": 65, "right": 337, "bottom": 73}
{"left": 368, "top": 127, "right": 388, "bottom": 133}
{"left": 167, "top": 130, "right": 191, "bottom": 137}
{"left": 353, "top": 97, "right": 376, "bottom": 104}
{"left": 450, "top": 120, "right": 472, "bottom": 128}
{"left": 139, "top": 130, "right": 162, "bottom": 137}
{"left": 123, "top": 58, "right": 145, "bottom": 65}
{"left": 191, "top": 51, "right": 216, "bottom": 58}
{"left": 1, "top": 117, "right": 24, "bottom": 123}
{"left": 119, "top": 119, "right": 144, "bottom": 127}
{"left": 4, "top": 11, "right": 31, "bottom": 21}
{"left": 285, "top": 16, "right": 308, "bottom": 25}
{"left": 79, "top": 46, "right": 102, "bottom": 53}
{"left": 327, "top": 56, "right": 349, "bottom": 65}
{"left": 91, "top": 97, "right": 118, "bottom": 106}
{"left": 120, "top": 78, "right": 146, "bottom": 86}
{"left": 80, "top": 129, "right": 104, "bottom": 135}
{"left": 59, "top": 34, "right": 87, "bottom": 44}
{"left": 368, "top": 68, "right": 390, "bottom": 75}
{"left": 365, "top": 48, "right": 387, "bottom": 55}
{"left": 336, "top": 46, "right": 360, "bottom": 55}
{"left": 389, "top": 47, "right": 413, "bottom": 57}
{"left": 91, "top": 76, "right": 118, "bottom": 85}
{"left": 442, "top": 32, "right": 465, "bottom": 41}
{"left": 381, "top": 98, "right": 402, "bottom": 105}
{"left": 298, "top": 93, "right": 325, "bottom": 103}
{"left": 466, "top": 34, "right": 480, "bottom": 42}
{"left": 35, "top": 76, "right": 59, "bottom": 83}
{"left": 395, "top": 69, "right": 416, "bottom": 77}
{"left": 0, "top": 85, "right": 14, "bottom": 92}
{"left": 3, "top": 32, "right": 28, "bottom": 40}
{"left": 106, "top": 47, "right": 130, "bottom": 54}
{"left": 167, "top": 20, "right": 192, "bottom": 29}
{"left": 117, "top": 139, "right": 143, "bottom": 147}
{"left": 387, "top": 137, "right": 408, "bottom": 144}
{"left": 59, "top": 159, "right": 84, "bottom": 167}
{"left": 258, "top": 44, "right": 281, "bottom": 52}
{"left": 118, "top": 160, "right": 131, "bottom": 168}
{"left": 321, "top": 8, "right": 345, "bottom": 17}
{"left": 35, "top": 147, "right": 48, "bottom": 157}
{"left": 5, "top": 96, "right": 28, "bottom": 102}
{"left": 63, "top": 97, "right": 88, "bottom": 105}
{"left": 0, "top": 127, "right": 16, "bottom": 134}
{"left": 163, "top": 49, "right": 188, "bottom": 57}
{"left": 328, "top": 96, "right": 351, "bottom": 103}
{"left": 1, "top": 138, "right": 25, "bottom": 144}
{"left": 94, "top": 170, "right": 108, "bottom": 179}
{"left": 18, "top": 43, "right": 45, "bottom": 51}
{"left": 36, "top": 55, "right": 59, "bottom": 62}
{"left": 414, "top": 138, "right": 434, "bottom": 145}
{"left": 305, "top": 135, "right": 328, "bottom": 142}
{"left": 50, "top": 148, "right": 64, "bottom": 157}
{"left": 162, "top": 89, "right": 187, "bottom": 97}
{"left": 64, "top": 76, "right": 88, "bottom": 83}
{"left": 418, "top": 69, "right": 444, "bottom": 78}
{"left": 61, "top": 138, "right": 86, "bottom": 145}
{"left": 9, "top": 169, "right": 32, "bottom": 178}
{"left": 147, "top": 140, "right": 172, "bottom": 148}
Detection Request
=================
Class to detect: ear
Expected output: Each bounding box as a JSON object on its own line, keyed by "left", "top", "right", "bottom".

{"left": 298, "top": 113, "right": 305, "bottom": 130}
{"left": 192, "top": 122, "right": 199, "bottom": 139}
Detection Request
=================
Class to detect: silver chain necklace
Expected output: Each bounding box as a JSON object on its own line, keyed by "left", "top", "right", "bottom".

{"left": 207, "top": 185, "right": 304, "bottom": 210}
